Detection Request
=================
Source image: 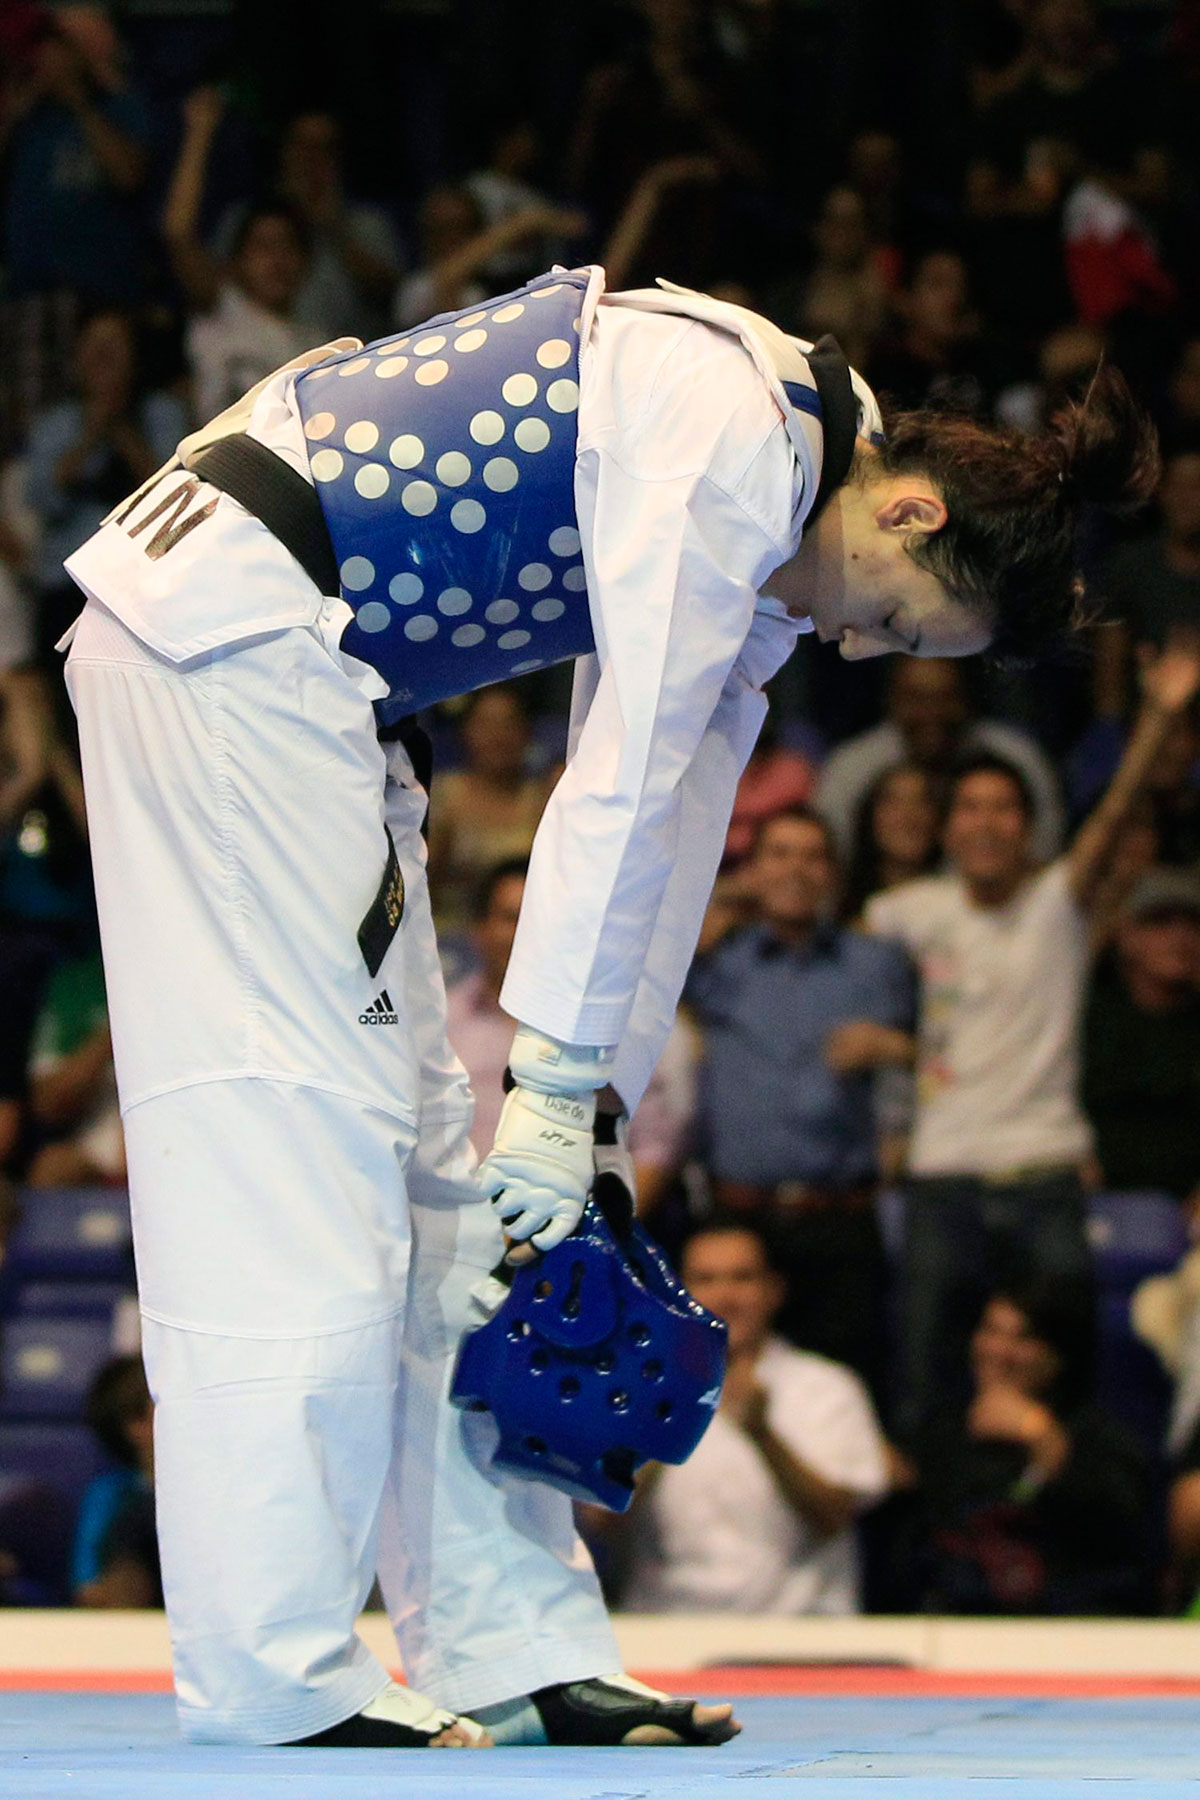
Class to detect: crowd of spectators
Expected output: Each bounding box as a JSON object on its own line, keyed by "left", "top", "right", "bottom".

{"left": 5, "top": 0, "right": 1200, "bottom": 1619}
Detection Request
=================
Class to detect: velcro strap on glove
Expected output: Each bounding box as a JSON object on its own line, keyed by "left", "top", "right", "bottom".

{"left": 509, "top": 1025, "right": 616, "bottom": 1097}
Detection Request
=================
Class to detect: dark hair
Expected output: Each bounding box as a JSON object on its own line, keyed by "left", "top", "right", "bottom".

{"left": 749, "top": 803, "right": 838, "bottom": 864}
{"left": 680, "top": 1213, "right": 782, "bottom": 1276}
{"left": 875, "top": 364, "right": 1160, "bottom": 666}
{"left": 84, "top": 1354, "right": 151, "bottom": 1468}
{"left": 231, "top": 198, "right": 312, "bottom": 261}
{"left": 948, "top": 751, "right": 1035, "bottom": 820}
{"left": 471, "top": 855, "right": 529, "bottom": 922}
{"left": 986, "top": 1275, "right": 1097, "bottom": 1414}
{"left": 843, "top": 759, "right": 944, "bottom": 917}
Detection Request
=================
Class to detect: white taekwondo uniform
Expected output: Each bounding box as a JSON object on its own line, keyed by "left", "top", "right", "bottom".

{"left": 61, "top": 265, "right": 880, "bottom": 1743}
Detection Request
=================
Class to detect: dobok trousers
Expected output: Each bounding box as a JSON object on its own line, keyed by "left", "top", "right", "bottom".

{"left": 64, "top": 595, "right": 618, "bottom": 1744}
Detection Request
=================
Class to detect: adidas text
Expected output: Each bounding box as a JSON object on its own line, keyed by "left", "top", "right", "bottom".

{"left": 359, "top": 990, "right": 399, "bottom": 1026}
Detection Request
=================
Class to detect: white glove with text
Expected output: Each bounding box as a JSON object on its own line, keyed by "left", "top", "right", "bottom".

{"left": 479, "top": 1027, "right": 616, "bottom": 1253}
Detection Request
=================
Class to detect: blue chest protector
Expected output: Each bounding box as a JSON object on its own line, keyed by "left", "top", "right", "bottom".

{"left": 293, "top": 273, "right": 592, "bottom": 725}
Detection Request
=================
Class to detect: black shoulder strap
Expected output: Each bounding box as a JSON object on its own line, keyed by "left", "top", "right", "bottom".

{"left": 803, "top": 334, "right": 860, "bottom": 526}
{"left": 187, "top": 431, "right": 433, "bottom": 801}
{"left": 188, "top": 432, "right": 341, "bottom": 599}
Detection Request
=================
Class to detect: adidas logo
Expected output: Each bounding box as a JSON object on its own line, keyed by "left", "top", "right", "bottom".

{"left": 359, "top": 989, "right": 399, "bottom": 1026}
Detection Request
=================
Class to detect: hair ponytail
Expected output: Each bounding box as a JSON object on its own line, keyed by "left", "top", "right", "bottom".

{"left": 1051, "top": 363, "right": 1160, "bottom": 514}
{"left": 874, "top": 365, "right": 1160, "bottom": 665}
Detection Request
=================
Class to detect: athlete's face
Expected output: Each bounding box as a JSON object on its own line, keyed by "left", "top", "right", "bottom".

{"left": 766, "top": 464, "right": 994, "bottom": 661}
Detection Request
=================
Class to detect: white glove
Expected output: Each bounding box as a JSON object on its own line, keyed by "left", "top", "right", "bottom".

{"left": 479, "top": 1027, "right": 616, "bottom": 1254}
{"left": 480, "top": 1083, "right": 595, "bottom": 1252}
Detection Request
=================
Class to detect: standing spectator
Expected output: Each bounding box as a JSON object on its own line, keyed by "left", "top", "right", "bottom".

{"left": 608, "top": 1221, "right": 890, "bottom": 1616}
{"left": 687, "top": 807, "right": 916, "bottom": 1389}
{"left": 815, "top": 657, "right": 1065, "bottom": 867}
{"left": 1094, "top": 447, "right": 1200, "bottom": 719}
{"left": 965, "top": 0, "right": 1130, "bottom": 337}
{"left": 215, "top": 112, "right": 401, "bottom": 343}
{"left": 0, "top": 4, "right": 150, "bottom": 450}
{"left": 393, "top": 189, "right": 585, "bottom": 333}
{"left": 868, "top": 249, "right": 995, "bottom": 417}
{"left": 866, "top": 638, "right": 1200, "bottom": 1432}
{"left": 426, "top": 685, "right": 556, "bottom": 933}
{"left": 26, "top": 945, "right": 123, "bottom": 1188}
{"left": 23, "top": 310, "right": 186, "bottom": 661}
{"left": 464, "top": 115, "right": 558, "bottom": 284}
{"left": 899, "top": 1279, "right": 1152, "bottom": 1615}
{"left": 843, "top": 761, "right": 944, "bottom": 921}
{"left": 784, "top": 186, "right": 890, "bottom": 375}
{"left": 163, "top": 87, "right": 314, "bottom": 425}
{"left": 1082, "top": 869, "right": 1200, "bottom": 1209}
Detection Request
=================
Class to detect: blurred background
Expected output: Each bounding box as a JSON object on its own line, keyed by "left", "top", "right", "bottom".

{"left": 4, "top": 0, "right": 1200, "bottom": 1629}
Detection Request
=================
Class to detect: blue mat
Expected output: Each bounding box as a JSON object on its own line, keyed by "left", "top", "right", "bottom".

{"left": 3, "top": 1694, "right": 1200, "bottom": 1796}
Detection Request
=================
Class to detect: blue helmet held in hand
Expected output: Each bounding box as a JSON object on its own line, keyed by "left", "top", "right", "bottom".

{"left": 450, "top": 1198, "right": 727, "bottom": 1511}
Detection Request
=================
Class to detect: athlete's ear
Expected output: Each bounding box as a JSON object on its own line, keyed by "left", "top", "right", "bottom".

{"left": 875, "top": 490, "right": 947, "bottom": 534}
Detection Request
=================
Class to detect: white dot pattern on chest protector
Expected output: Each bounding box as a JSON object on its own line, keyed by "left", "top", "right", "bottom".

{"left": 502, "top": 372, "right": 537, "bottom": 407}
{"left": 514, "top": 417, "right": 550, "bottom": 453}
{"left": 293, "top": 271, "right": 595, "bottom": 717}
{"left": 344, "top": 420, "right": 379, "bottom": 453}
{"left": 437, "top": 587, "right": 473, "bottom": 615}
{"left": 401, "top": 480, "right": 438, "bottom": 516}
{"left": 356, "top": 601, "right": 390, "bottom": 632}
{"left": 389, "top": 434, "right": 424, "bottom": 469}
{"left": 340, "top": 556, "right": 375, "bottom": 591}
{"left": 354, "top": 463, "right": 389, "bottom": 499}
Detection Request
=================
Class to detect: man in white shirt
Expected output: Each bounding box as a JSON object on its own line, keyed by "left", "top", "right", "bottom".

{"left": 815, "top": 655, "right": 1065, "bottom": 864}
{"left": 58, "top": 268, "right": 1154, "bottom": 1750}
{"left": 866, "top": 641, "right": 1200, "bottom": 1432}
{"left": 617, "top": 1220, "right": 889, "bottom": 1615}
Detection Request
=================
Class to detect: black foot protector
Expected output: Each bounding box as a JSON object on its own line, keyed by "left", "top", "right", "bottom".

{"left": 530, "top": 1675, "right": 741, "bottom": 1747}
{"left": 284, "top": 1682, "right": 491, "bottom": 1748}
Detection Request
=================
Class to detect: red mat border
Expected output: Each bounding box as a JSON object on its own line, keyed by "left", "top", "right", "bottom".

{"left": 5, "top": 1666, "right": 1200, "bottom": 1697}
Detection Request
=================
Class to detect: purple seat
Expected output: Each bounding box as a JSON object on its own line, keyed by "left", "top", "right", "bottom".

{"left": 0, "top": 1421, "right": 104, "bottom": 1496}
{"left": 0, "top": 1425, "right": 109, "bottom": 1606}
{"left": 9, "top": 1281, "right": 129, "bottom": 1321}
{"left": 1087, "top": 1190, "right": 1190, "bottom": 1288}
{"left": 1087, "top": 1191, "right": 1188, "bottom": 1452}
{"left": 4, "top": 1187, "right": 133, "bottom": 1282}
{"left": 0, "top": 1317, "right": 117, "bottom": 1419}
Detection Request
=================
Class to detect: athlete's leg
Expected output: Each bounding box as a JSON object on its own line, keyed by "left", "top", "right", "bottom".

{"left": 373, "top": 747, "right": 621, "bottom": 1712}
{"left": 64, "top": 600, "right": 474, "bottom": 1744}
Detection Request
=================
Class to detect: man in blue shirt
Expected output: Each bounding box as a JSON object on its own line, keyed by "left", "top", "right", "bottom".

{"left": 687, "top": 805, "right": 915, "bottom": 1394}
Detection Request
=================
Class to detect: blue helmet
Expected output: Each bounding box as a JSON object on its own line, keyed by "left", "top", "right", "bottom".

{"left": 450, "top": 1200, "right": 727, "bottom": 1511}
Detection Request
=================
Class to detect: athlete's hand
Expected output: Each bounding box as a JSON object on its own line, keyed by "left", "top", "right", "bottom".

{"left": 480, "top": 1083, "right": 595, "bottom": 1255}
